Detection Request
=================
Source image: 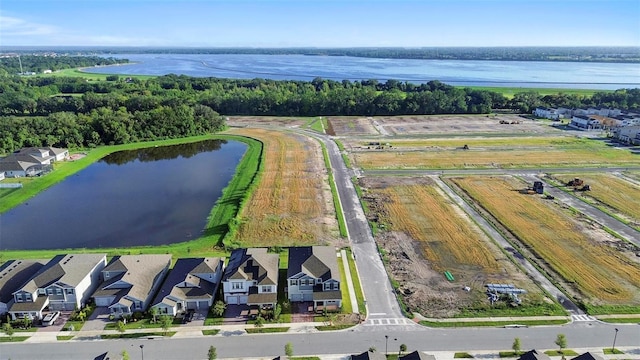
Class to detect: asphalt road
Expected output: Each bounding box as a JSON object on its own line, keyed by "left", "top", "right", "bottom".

{"left": 3, "top": 322, "right": 638, "bottom": 360}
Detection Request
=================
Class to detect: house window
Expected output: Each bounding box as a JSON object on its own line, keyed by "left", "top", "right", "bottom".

{"left": 104, "top": 273, "right": 110, "bottom": 279}
{"left": 55, "top": 288, "right": 62, "bottom": 295}
{"left": 16, "top": 294, "right": 23, "bottom": 302}
{"left": 232, "top": 282, "right": 243, "bottom": 290}
{"left": 25, "top": 294, "right": 32, "bottom": 301}
{"left": 290, "top": 279, "right": 297, "bottom": 286}
{"left": 333, "top": 283, "right": 339, "bottom": 290}
{"left": 66, "top": 289, "right": 74, "bottom": 295}
{"left": 261, "top": 286, "right": 270, "bottom": 293}
{"left": 316, "top": 279, "right": 321, "bottom": 284}
{"left": 47, "top": 288, "right": 54, "bottom": 295}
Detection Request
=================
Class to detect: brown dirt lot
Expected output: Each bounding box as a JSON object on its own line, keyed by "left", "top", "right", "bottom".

{"left": 358, "top": 176, "right": 543, "bottom": 318}
{"left": 226, "top": 128, "right": 341, "bottom": 247}
{"left": 451, "top": 176, "right": 640, "bottom": 306}
{"left": 325, "top": 117, "right": 379, "bottom": 136}
{"left": 227, "top": 116, "right": 310, "bottom": 128}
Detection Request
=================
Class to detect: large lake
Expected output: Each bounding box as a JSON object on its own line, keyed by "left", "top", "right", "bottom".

{"left": 0, "top": 140, "right": 247, "bottom": 250}
{"left": 88, "top": 54, "right": 640, "bottom": 90}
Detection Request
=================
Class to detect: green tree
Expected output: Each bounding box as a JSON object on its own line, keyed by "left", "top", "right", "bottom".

{"left": 368, "top": 347, "right": 376, "bottom": 353}
{"left": 399, "top": 344, "right": 407, "bottom": 356}
{"left": 212, "top": 301, "right": 226, "bottom": 317}
{"left": 3, "top": 322, "right": 15, "bottom": 340}
{"left": 208, "top": 345, "right": 217, "bottom": 360}
{"left": 273, "top": 304, "right": 282, "bottom": 321}
{"left": 159, "top": 315, "right": 173, "bottom": 335}
{"left": 116, "top": 320, "right": 126, "bottom": 334}
{"left": 121, "top": 350, "right": 130, "bottom": 360}
{"left": 555, "top": 333, "right": 567, "bottom": 352}
{"left": 149, "top": 307, "right": 159, "bottom": 323}
{"left": 512, "top": 337, "right": 522, "bottom": 355}
{"left": 285, "top": 342, "right": 294, "bottom": 358}
{"left": 254, "top": 315, "right": 264, "bottom": 328}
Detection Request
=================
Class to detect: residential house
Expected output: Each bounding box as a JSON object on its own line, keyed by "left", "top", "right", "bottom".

{"left": 93, "top": 255, "right": 171, "bottom": 318}
{"left": 517, "top": 350, "right": 552, "bottom": 360}
{"left": 0, "top": 146, "right": 68, "bottom": 177}
{"left": 351, "top": 350, "right": 386, "bottom": 360}
{"left": 0, "top": 260, "right": 47, "bottom": 316}
{"left": 222, "top": 248, "right": 279, "bottom": 308}
{"left": 613, "top": 125, "right": 640, "bottom": 144}
{"left": 570, "top": 115, "right": 601, "bottom": 130}
{"left": 287, "top": 246, "right": 342, "bottom": 311}
{"left": 401, "top": 351, "right": 436, "bottom": 360}
{"left": 0, "top": 171, "right": 4, "bottom": 181}
{"left": 533, "top": 107, "right": 561, "bottom": 120}
{"left": 572, "top": 352, "right": 605, "bottom": 360}
{"left": 8, "top": 254, "right": 107, "bottom": 320}
{"left": 152, "top": 257, "right": 224, "bottom": 316}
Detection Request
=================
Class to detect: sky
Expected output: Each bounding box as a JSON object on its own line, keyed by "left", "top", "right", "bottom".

{"left": 1, "top": 0, "right": 639, "bottom": 47}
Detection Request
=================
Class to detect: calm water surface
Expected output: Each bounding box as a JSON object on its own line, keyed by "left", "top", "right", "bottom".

{"left": 0, "top": 140, "right": 246, "bottom": 250}
{"left": 88, "top": 54, "right": 640, "bottom": 90}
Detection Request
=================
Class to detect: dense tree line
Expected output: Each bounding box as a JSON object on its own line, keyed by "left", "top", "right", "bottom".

{"left": 1, "top": 73, "right": 639, "bottom": 154}
{"left": 0, "top": 55, "right": 129, "bottom": 75}
{"left": 7, "top": 47, "right": 639, "bottom": 63}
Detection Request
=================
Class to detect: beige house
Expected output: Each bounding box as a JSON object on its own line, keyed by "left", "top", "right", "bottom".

{"left": 222, "top": 248, "right": 279, "bottom": 308}
{"left": 93, "top": 255, "right": 171, "bottom": 318}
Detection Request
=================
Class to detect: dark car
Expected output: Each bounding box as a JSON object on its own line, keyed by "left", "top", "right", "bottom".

{"left": 183, "top": 309, "right": 195, "bottom": 323}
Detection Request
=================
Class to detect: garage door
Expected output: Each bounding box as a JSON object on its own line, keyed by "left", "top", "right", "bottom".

{"left": 186, "top": 301, "right": 198, "bottom": 310}
{"left": 239, "top": 295, "right": 249, "bottom": 304}
{"left": 226, "top": 296, "right": 239, "bottom": 305}
{"left": 198, "top": 300, "right": 209, "bottom": 309}
{"left": 303, "top": 293, "right": 313, "bottom": 301}
{"left": 95, "top": 296, "right": 114, "bottom": 307}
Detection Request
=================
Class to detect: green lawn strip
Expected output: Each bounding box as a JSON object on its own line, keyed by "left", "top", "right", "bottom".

{"left": 309, "top": 117, "right": 326, "bottom": 133}
{"left": 63, "top": 321, "right": 85, "bottom": 331}
{"left": 544, "top": 350, "right": 579, "bottom": 357}
{"left": 344, "top": 248, "right": 366, "bottom": 316}
{"left": 42, "top": 68, "right": 155, "bottom": 81}
{"left": 584, "top": 304, "right": 640, "bottom": 315}
{"left": 419, "top": 319, "right": 568, "bottom": 328}
{"left": 202, "top": 329, "right": 220, "bottom": 336}
{"left": 337, "top": 253, "right": 353, "bottom": 314}
{"left": 101, "top": 331, "right": 175, "bottom": 339}
{"left": 334, "top": 139, "right": 352, "bottom": 168}
{"left": 597, "top": 317, "right": 640, "bottom": 324}
{"left": 454, "top": 352, "right": 474, "bottom": 358}
{"left": 0, "top": 134, "right": 262, "bottom": 262}
{"left": 603, "top": 348, "right": 625, "bottom": 355}
{"left": 319, "top": 141, "right": 348, "bottom": 237}
{"left": 245, "top": 327, "right": 289, "bottom": 334}
{"left": 0, "top": 336, "right": 29, "bottom": 342}
{"left": 458, "top": 86, "right": 604, "bottom": 99}
{"left": 315, "top": 324, "right": 355, "bottom": 331}
{"left": 204, "top": 317, "right": 223, "bottom": 326}
{"left": 56, "top": 335, "right": 74, "bottom": 341}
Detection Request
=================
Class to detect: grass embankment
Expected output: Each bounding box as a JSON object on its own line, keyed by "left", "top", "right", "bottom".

{"left": 352, "top": 137, "right": 639, "bottom": 170}
{"left": 322, "top": 142, "right": 348, "bottom": 238}
{"left": 42, "top": 68, "right": 155, "bottom": 81}
{"left": 0, "top": 336, "right": 29, "bottom": 342}
{"left": 0, "top": 134, "right": 262, "bottom": 261}
{"left": 452, "top": 176, "right": 640, "bottom": 310}
{"left": 420, "top": 319, "right": 568, "bottom": 328}
{"left": 202, "top": 329, "right": 220, "bottom": 336}
{"left": 551, "top": 174, "right": 640, "bottom": 231}
{"left": 227, "top": 128, "right": 338, "bottom": 247}
{"left": 461, "top": 86, "right": 605, "bottom": 99}
{"left": 245, "top": 327, "right": 289, "bottom": 334}
{"left": 344, "top": 248, "right": 366, "bottom": 315}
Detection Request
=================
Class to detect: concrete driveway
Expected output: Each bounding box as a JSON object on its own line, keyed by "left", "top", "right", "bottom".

{"left": 80, "top": 306, "right": 111, "bottom": 331}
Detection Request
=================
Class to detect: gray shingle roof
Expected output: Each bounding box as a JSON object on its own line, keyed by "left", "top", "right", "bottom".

{"left": 152, "top": 257, "right": 223, "bottom": 307}
{"left": 351, "top": 350, "right": 386, "bottom": 360}
{"left": 287, "top": 246, "right": 338, "bottom": 282}
{"left": 518, "top": 350, "right": 552, "bottom": 360}
{"left": 19, "top": 254, "right": 106, "bottom": 293}
{"left": 0, "top": 259, "right": 47, "bottom": 304}
{"left": 99, "top": 255, "right": 171, "bottom": 304}
{"left": 572, "top": 353, "right": 605, "bottom": 360}
{"left": 223, "top": 248, "right": 278, "bottom": 286}
{"left": 401, "top": 351, "right": 436, "bottom": 360}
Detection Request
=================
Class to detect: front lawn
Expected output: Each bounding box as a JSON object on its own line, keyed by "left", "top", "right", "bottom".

{"left": 245, "top": 327, "right": 289, "bottom": 334}
{"left": 101, "top": 331, "right": 175, "bottom": 339}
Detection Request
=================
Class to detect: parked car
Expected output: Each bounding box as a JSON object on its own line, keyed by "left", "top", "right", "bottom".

{"left": 43, "top": 311, "right": 60, "bottom": 326}
{"left": 183, "top": 309, "right": 195, "bottom": 323}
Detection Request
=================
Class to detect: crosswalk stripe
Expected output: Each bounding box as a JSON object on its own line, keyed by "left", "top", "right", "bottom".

{"left": 571, "top": 314, "right": 595, "bottom": 322}
{"left": 362, "top": 318, "right": 412, "bottom": 326}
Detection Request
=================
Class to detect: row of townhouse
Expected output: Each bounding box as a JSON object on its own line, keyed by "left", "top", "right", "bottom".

{"left": 534, "top": 106, "right": 639, "bottom": 120}
{"left": 0, "top": 146, "right": 69, "bottom": 179}
{"left": 0, "top": 246, "right": 342, "bottom": 321}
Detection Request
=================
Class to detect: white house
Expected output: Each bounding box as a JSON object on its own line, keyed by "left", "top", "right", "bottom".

{"left": 8, "top": 254, "right": 107, "bottom": 320}
{"left": 152, "top": 257, "right": 224, "bottom": 316}
{"left": 570, "top": 115, "right": 601, "bottom": 130}
{"left": 0, "top": 146, "right": 68, "bottom": 178}
{"left": 533, "top": 107, "right": 561, "bottom": 120}
{"left": 614, "top": 125, "right": 640, "bottom": 145}
{"left": 93, "top": 255, "right": 171, "bottom": 318}
{"left": 287, "top": 246, "right": 342, "bottom": 312}
{"left": 0, "top": 260, "right": 47, "bottom": 317}
{"left": 222, "top": 248, "right": 278, "bottom": 308}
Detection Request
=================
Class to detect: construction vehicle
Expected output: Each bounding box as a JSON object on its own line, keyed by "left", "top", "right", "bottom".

{"left": 567, "top": 178, "right": 583, "bottom": 187}
{"left": 532, "top": 181, "right": 544, "bottom": 194}
{"left": 576, "top": 184, "right": 591, "bottom": 191}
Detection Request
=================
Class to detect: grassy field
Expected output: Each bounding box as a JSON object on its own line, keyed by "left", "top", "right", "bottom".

{"left": 351, "top": 137, "right": 640, "bottom": 169}
{"left": 551, "top": 174, "right": 640, "bottom": 230}
{"left": 452, "top": 176, "right": 640, "bottom": 307}
{"left": 227, "top": 128, "right": 338, "bottom": 247}
{"left": 381, "top": 184, "right": 501, "bottom": 274}
{"left": 41, "top": 68, "right": 155, "bottom": 81}
{"left": 0, "top": 134, "right": 261, "bottom": 261}
{"left": 461, "top": 86, "right": 605, "bottom": 99}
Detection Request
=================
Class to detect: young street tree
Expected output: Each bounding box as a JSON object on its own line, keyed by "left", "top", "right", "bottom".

{"left": 3, "top": 322, "right": 15, "bottom": 340}
{"left": 555, "top": 334, "right": 567, "bottom": 352}
{"left": 208, "top": 345, "right": 217, "bottom": 360}
{"left": 512, "top": 337, "right": 522, "bottom": 355}
{"left": 399, "top": 344, "right": 407, "bottom": 356}
{"left": 212, "top": 300, "right": 226, "bottom": 317}
{"left": 150, "top": 306, "right": 159, "bottom": 323}
{"left": 121, "top": 350, "right": 130, "bottom": 360}
{"left": 160, "top": 315, "right": 173, "bottom": 335}
{"left": 285, "top": 342, "right": 294, "bottom": 358}
{"left": 116, "top": 320, "right": 126, "bottom": 334}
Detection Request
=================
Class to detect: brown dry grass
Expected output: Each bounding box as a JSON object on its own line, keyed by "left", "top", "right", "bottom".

{"left": 553, "top": 174, "right": 640, "bottom": 228}
{"left": 348, "top": 137, "right": 639, "bottom": 169}
{"left": 226, "top": 128, "right": 337, "bottom": 246}
{"left": 381, "top": 184, "right": 502, "bottom": 274}
{"left": 452, "top": 176, "right": 640, "bottom": 305}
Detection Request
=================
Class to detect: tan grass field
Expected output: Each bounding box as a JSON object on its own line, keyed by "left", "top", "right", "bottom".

{"left": 381, "top": 184, "right": 502, "bottom": 274}
{"left": 226, "top": 128, "right": 339, "bottom": 246}
{"left": 348, "top": 137, "right": 639, "bottom": 169}
{"left": 452, "top": 176, "right": 640, "bottom": 305}
{"left": 552, "top": 174, "right": 640, "bottom": 230}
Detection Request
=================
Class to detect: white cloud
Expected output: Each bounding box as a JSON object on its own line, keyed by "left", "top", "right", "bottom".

{"left": 0, "top": 15, "right": 57, "bottom": 36}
